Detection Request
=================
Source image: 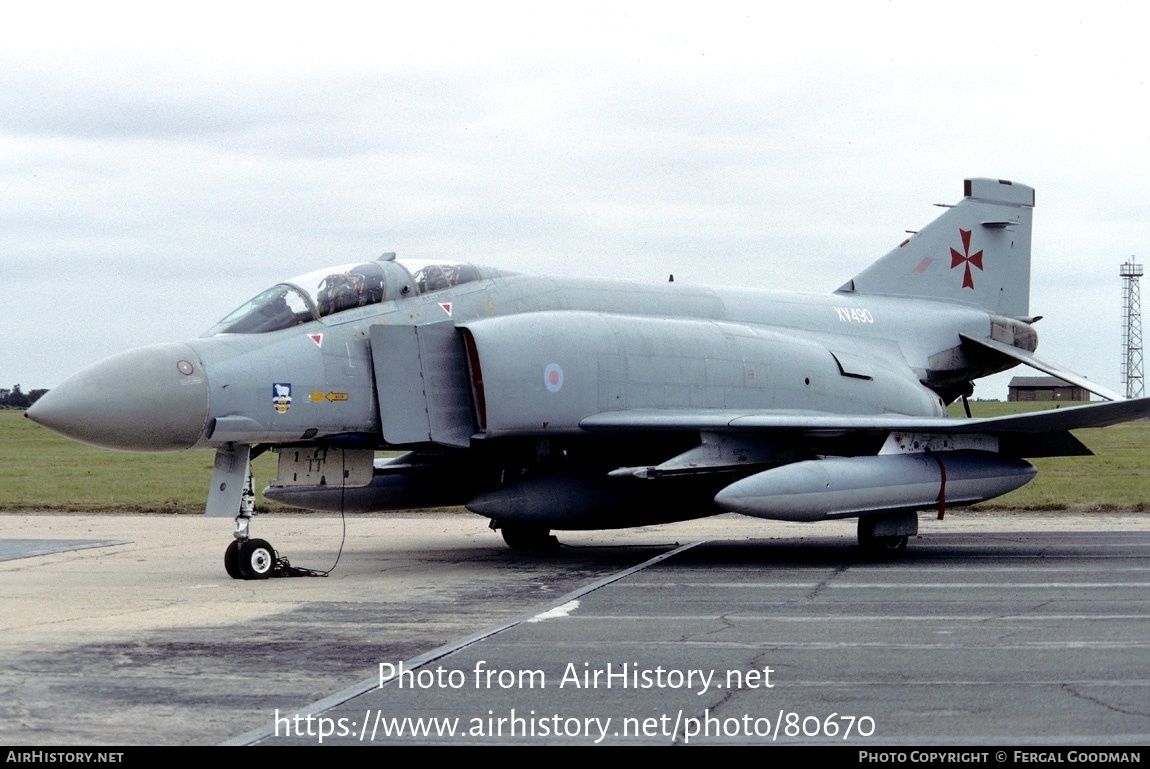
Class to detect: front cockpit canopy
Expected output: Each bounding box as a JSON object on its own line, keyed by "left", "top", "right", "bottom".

{"left": 210, "top": 284, "right": 316, "bottom": 335}
{"left": 206, "top": 259, "right": 491, "bottom": 335}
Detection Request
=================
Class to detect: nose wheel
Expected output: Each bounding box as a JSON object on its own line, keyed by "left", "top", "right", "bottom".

{"left": 225, "top": 537, "right": 276, "bottom": 579}
{"left": 241, "top": 539, "right": 275, "bottom": 578}
{"left": 224, "top": 540, "right": 243, "bottom": 579}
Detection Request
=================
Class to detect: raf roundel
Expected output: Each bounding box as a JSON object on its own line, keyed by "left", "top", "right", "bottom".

{"left": 543, "top": 363, "right": 564, "bottom": 393}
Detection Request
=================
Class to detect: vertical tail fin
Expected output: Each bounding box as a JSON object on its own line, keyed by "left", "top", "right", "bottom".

{"left": 839, "top": 178, "right": 1035, "bottom": 318}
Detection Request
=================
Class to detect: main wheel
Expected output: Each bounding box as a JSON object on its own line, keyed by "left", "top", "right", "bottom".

{"left": 239, "top": 538, "right": 276, "bottom": 579}
{"left": 865, "top": 535, "right": 908, "bottom": 554}
{"left": 500, "top": 524, "right": 560, "bottom": 552}
{"left": 857, "top": 516, "right": 910, "bottom": 557}
{"left": 224, "top": 540, "right": 243, "bottom": 579}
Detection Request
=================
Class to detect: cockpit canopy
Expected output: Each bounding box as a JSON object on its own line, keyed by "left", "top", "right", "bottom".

{"left": 206, "top": 258, "right": 489, "bottom": 335}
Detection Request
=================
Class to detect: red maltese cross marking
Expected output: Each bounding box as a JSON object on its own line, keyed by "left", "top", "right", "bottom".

{"left": 950, "top": 229, "right": 983, "bottom": 289}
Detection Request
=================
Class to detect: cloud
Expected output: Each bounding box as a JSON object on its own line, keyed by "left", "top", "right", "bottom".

{"left": 3, "top": 3, "right": 1148, "bottom": 391}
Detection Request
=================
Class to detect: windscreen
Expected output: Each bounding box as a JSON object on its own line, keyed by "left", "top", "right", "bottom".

{"left": 208, "top": 284, "right": 316, "bottom": 335}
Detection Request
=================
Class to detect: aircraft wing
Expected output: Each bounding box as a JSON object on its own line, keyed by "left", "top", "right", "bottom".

{"left": 580, "top": 397, "right": 1150, "bottom": 433}
{"left": 579, "top": 396, "right": 1150, "bottom": 457}
{"left": 582, "top": 410, "right": 957, "bottom": 434}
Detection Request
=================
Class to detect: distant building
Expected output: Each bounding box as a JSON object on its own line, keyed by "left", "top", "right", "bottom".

{"left": 1007, "top": 376, "right": 1089, "bottom": 402}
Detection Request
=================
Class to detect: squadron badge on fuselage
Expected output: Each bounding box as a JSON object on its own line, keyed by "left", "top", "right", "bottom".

{"left": 273, "top": 383, "right": 292, "bottom": 413}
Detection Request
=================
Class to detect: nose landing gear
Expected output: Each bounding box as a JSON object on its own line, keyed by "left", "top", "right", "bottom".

{"left": 224, "top": 472, "right": 281, "bottom": 580}
{"left": 220, "top": 463, "right": 327, "bottom": 579}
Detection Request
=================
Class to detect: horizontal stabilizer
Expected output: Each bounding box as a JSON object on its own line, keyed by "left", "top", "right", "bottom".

{"left": 960, "top": 333, "right": 1124, "bottom": 402}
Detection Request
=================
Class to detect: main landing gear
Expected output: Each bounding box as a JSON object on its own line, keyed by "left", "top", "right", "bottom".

{"left": 857, "top": 512, "right": 916, "bottom": 556}
{"left": 494, "top": 521, "right": 561, "bottom": 552}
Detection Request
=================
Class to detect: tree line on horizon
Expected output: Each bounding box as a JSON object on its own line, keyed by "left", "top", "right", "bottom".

{"left": 0, "top": 385, "right": 48, "bottom": 409}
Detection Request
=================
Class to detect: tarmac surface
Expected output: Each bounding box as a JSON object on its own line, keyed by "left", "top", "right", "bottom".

{"left": 2, "top": 510, "right": 1149, "bottom": 746}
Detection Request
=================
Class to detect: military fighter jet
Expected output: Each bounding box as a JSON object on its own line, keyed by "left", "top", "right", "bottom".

{"left": 27, "top": 178, "right": 1150, "bottom": 579}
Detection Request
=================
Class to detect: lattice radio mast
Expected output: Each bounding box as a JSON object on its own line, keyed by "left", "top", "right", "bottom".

{"left": 1120, "top": 260, "right": 1144, "bottom": 399}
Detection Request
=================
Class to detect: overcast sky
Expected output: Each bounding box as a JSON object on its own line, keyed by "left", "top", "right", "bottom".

{"left": 3, "top": 2, "right": 1147, "bottom": 399}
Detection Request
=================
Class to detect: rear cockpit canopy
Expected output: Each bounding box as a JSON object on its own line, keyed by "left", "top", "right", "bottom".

{"left": 411, "top": 263, "right": 481, "bottom": 294}
{"left": 206, "top": 258, "right": 494, "bottom": 335}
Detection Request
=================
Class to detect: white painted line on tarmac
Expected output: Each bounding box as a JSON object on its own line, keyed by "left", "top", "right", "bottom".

{"left": 223, "top": 540, "right": 704, "bottom": 746}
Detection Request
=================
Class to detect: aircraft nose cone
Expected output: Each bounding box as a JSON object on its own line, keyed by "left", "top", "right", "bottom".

{"left": 26, "top": 343, "right": 210, "bottom": 451}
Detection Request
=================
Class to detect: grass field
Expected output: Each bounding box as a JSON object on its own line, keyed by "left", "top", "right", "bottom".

{"left": 2, "top": 403, "right": 1147, "bottom": 513}
{"left": 0, "top": 410, "right": 289, "bottom": 513}
{"left": 948, "top": 401, "right": 1150, "bottom": 510}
